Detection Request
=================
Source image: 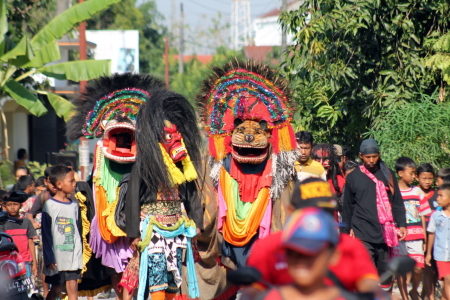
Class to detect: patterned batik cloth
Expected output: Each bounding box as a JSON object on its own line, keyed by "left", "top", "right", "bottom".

{"left": 148, "top": 247, "right": 183, "bottom": 293}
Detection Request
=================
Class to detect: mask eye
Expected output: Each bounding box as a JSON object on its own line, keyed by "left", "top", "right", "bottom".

{"left": 165, "top": 133, "right": 172, "bottom": 141}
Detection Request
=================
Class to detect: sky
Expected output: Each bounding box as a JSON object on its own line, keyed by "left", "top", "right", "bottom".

{"left": 153, "top": 0, "right": 281, "bottom": 54}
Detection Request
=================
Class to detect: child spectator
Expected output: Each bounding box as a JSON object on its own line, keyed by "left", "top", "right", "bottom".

{"left": 437, "top": 168, "right": 450, "bottom": 186}
{"left": 259, "top": 207, "right": 355, "bottom": 300}
{"left": 3, "top": 191, "right": 38, "bottom": 278}
{"left": 395, "top": 157, "right": 431, "bottom": 300}
{"left": 17, "top": 175, "right": 36, "bottom": 217}
{"left": 417, "top": 163, "right": 439, "bottom": 300}
{"left": 34, "top": 176, "right": 47, "bottom": 196}
{"left": 42, "top": 166, "right": 81, "bottom": 300}
{"left": 426, "top": 184, "right": 450, "bottom": 300}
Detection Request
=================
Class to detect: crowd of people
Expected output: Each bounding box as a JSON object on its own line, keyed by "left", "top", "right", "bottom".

{"left": 2, "top": 132, "right": 450, "bottom": 300}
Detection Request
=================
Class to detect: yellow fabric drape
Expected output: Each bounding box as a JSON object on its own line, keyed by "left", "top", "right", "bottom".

{"left": 103, "top": 191, "right": 127, "bottom": 237}
{"left": 220, "top": 168, "right": 270, "bottom": 246}
{"left": 75, "top": 192, "right": 93, "bottom": 275}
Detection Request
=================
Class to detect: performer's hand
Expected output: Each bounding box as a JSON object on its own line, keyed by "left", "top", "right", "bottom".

{"left": 398, "top": 227, "right": 407, "bottom": 241}
{"left": 48, "top": 263, "right": 57, "bottom": 270}
{"left": 130, "top": 237, "right": 142, "bottom": 251}
{"left": 32, "top": 220, "right": 41, "bottom": 229}
{"left": 196, "top": 228, "right": 201, "bottom": 236}
{"left": 32, "top": 264, "right": 38, "bottom": 277}
{"left": 350, "top": 229, "right": 355, "bottom": 239}
{"left": 426, "top": 253, "right": 432, "bottom": 266}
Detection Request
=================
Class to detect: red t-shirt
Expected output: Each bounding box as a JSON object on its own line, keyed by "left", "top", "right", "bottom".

{"left": 328, "top": 175, "right": 345, "bottom": 196}
{"left": 246, "top": 232, "right": 378, "bottom": 292}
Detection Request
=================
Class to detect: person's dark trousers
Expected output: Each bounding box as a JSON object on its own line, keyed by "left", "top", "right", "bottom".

{"left": 363, "top": 241, "right": 391, "bottom": 288}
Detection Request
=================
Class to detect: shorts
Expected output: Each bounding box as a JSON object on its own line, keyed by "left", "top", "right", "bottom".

{"left": 45, "top": 270, "right": 81, "bottom": 286}
{"left": 436, "top": 261, "right": 450, "bottom": 280}
{"left": 397, "top": 240, "right": 424, "bottom": 268}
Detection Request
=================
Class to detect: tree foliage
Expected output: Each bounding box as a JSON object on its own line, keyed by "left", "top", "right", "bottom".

{"left": 367, "top": 90, "right": 450, "bottom": 169}
{"left": 87, "top": 0, "right": 167, "bottom": 74}
{"left": 426, "top": 33, "right": 450, "bottom": 88}
{"left": 280, "top": 0, "right": 450, "bottom": 148}
{"left": 170, "top": 47, "right": 245, "bottom": 105}
{"left": 0, "top": 0, "right": 119, "bottom": 120}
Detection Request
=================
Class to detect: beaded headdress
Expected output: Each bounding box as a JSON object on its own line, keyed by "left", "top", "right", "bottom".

{"left": 197, "top": 60, "right": 297, "bottom": 161}
{"left": 67, "top": 73, "right": 165, "bottom": 142}
{"left": 198, "top": 60, "right": 299, "bottom": 199}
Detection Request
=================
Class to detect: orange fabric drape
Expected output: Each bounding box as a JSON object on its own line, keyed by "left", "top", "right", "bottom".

{"left": 96, "top": 185, "right": 118, "bottom": 244}
{"left": 220, "top": 168, "right": 270, "bottom": 246}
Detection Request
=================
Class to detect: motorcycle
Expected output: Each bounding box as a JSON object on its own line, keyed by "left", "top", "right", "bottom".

{"left": 228, "top": 256, "right": 417, "bottom": 300}
{"left": 0, "top": 211, "right": 34, "bottom": 300}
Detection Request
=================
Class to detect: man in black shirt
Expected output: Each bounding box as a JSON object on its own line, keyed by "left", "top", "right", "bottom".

{"left": 342, "top": 138, "right": 406, "bottom": 288}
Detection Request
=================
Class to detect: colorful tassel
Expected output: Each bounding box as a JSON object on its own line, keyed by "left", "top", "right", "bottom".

{"left": 213, "top": 135, "right": 227, "bottom": 161}
{"left": 278, "top": 125, "right": 294, "bottom": 152}
{"left": 159, "top": 143, "right": 186, "bottom": 186}
{"left": 181, "top": 139, "right": 198, "bottom": 182}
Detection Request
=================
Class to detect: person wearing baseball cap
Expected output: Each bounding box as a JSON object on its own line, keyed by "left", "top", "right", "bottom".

{"left": 246, "top": 178, "right": 379, "bottom": 295}
{"left": 259, "top": 207, "right": 355, "bottom": 300}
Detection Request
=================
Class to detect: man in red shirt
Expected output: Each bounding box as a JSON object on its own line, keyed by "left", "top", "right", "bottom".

{"left": 246, "top": 178, "right": 379, "bottom": 293}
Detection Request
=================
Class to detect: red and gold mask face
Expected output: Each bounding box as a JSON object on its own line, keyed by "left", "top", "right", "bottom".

{"left": 313, "top": 149, "right": 330, "bottom": 170}
{"left": 161, "top": 121, "right": 187, "bottom": 163}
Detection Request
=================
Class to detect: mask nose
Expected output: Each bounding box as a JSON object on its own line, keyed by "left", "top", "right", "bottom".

{"left": 245, "top": 134, "right": 254, "bottom": 143}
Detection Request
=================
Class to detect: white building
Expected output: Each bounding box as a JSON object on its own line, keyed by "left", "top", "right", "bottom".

{"left": 253, "top": 0, "right": 303, "bottom": 47}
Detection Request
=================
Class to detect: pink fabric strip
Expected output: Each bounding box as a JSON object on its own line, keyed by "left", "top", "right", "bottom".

{"left": 359, "top": 165, "right": 398, "bottom": 248}
{"left": 217, "top": 181, "right": 227, "bottom": 233}
{"left": 258, "top": 198, "right": 272, "bottom": 239}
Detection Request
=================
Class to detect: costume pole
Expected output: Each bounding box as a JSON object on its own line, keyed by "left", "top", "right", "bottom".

{"left": 165, "top": 36, "right": 170, "bottom": 88}
{"left": 78, "top": 0, "right": 89, "bottom": 181}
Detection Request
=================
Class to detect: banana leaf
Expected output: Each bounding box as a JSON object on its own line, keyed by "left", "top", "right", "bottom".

{"left": 22, "top": 41, "right": 61, "bottom": 68}
{"left": 30, "top": 0, "right": 121, "bottom": 53}
{"left": 0, "top": 0, "right": 7, "bottom": 47}
{"left": 42, "top": 91, "right": 74, "bottom": 121}
{"left": 38, "top": 60, "right": 111, "bottom": 81}
{"left": 3, "top": 80, "right": 47, "bottom": 116}
{"left": 0, "top": 37, "right": 34, "bottom": 66}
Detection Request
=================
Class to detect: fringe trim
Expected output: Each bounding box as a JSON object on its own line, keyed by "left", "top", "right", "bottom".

{"left": 181, "top": 139, "right": 198, "bottom": 182}
{"left": 77, "top": 284, "right": 113, "bottom": 297}
{"left": 76, "top": 191, "right": 93, "bottom": 275}
{"left": 212, "top": 285, "right": 239, "bottom": 300}
{"left": 270, "top": 150, "right": 299, "bottom": 200}
{"left": 159, "top": 143, "right": 187, "bottom": 186}
{"left": 209, "top": 156, "right": 223, "bottom": 188}
{"left": 103, "top": 194, "right": 126, "bottom": 237}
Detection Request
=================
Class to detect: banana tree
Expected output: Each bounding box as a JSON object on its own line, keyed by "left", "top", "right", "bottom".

{"left": 0, "top": 0, "right": 121, "bottom": 121}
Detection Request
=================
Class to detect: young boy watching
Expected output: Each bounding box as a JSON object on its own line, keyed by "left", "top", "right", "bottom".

{"left": 395, "top": 157, "right": 431, "bottom": 300}
{"left": 417, "top": 163, "right": 439, "bottom": 300}
{"left": 3, "top": 191, "right": 38, "bottom": 278}
{"left": 42, "top": 166, "right": 81, "bottom": 300}
{"left": 426, "top": 184, "right": 450, "bottom": 300}
{"left": 436, "top": 168, "right": 450, "bottom": 186}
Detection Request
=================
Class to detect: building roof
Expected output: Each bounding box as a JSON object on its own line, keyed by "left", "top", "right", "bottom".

{"left": 172, "top": 55, "right": 214, "bottom": 64}
{"left": 244, "top": 46, "right": 279, "bottom": 65}
{"left": 258, "top": 0, "right": 302, "bottom": 18}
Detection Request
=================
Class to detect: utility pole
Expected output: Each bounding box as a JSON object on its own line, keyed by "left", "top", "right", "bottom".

{"left": 165, "top": 37, "right": 170, "bottom": 88}
{"left": 78, "top": 0, "right": 89, "bottom": 181}
{"left": 281, "top": 0, "right": 287, "bottom": 56}
{"left": 178, "top": 2, "right": 184, "bottom": 74}
{"left": 231, "top": 0, "right": 251, "bottom": 50}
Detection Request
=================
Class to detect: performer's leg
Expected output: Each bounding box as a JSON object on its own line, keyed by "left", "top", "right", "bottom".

{"left": 150, "top": 290, "right": 166, "bottom": 300}
{"left": 111, "top": 273, "right": 123, "bottom": 300}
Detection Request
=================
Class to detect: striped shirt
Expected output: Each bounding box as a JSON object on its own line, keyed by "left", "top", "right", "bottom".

{"left": 400, "top": 186, "right": 431, "bottom": 240}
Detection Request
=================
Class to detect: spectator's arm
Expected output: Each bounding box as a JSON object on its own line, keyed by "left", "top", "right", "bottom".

{"left": 41, "top": 211, "right": 55, "bottom": 267}
{"left": 341, "top": 179, "right": 355, "bottom": 234}
{"left": 26, "top": 213, "right": 40, "bottom": 229}
{"left": 391, "top": 171, "right": 406, "bottom": 228}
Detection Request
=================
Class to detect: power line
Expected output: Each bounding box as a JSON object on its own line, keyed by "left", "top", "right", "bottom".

{"left": 185, "top": 0, "right": 231, "bottom": 15}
